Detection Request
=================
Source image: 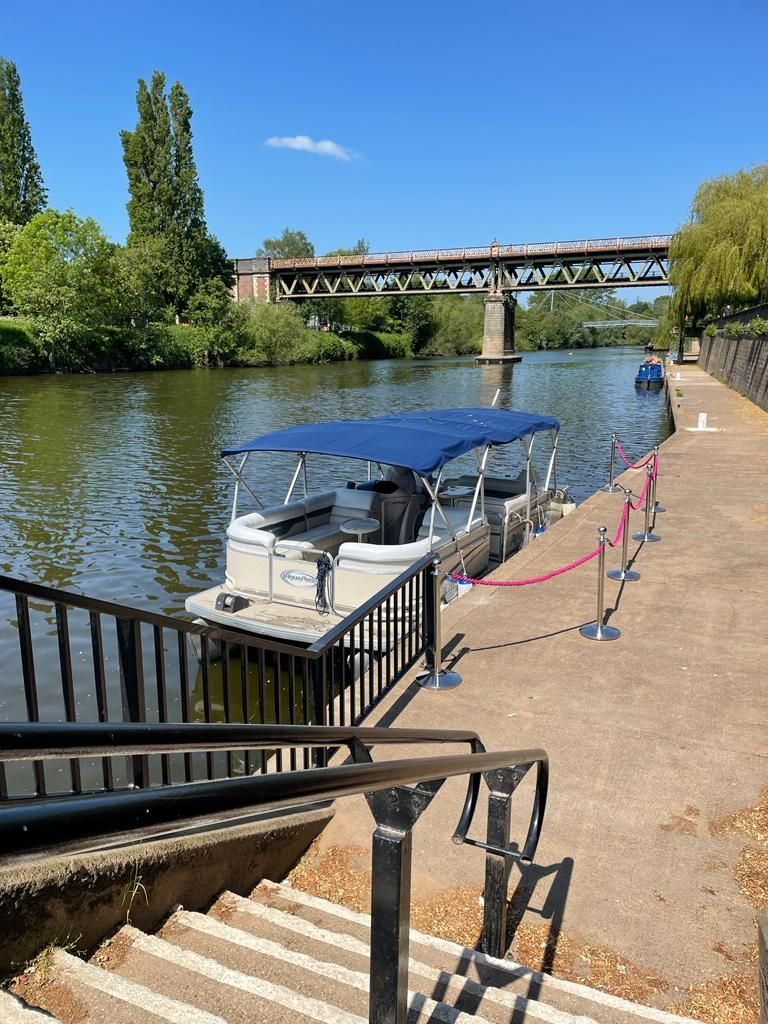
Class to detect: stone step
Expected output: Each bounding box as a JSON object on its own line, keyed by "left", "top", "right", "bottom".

{"left": 13, "top": 949, "right": 224, "bottom": 1024}
{"left": 101, "top": 922, "right": 487, "bottom": 1024}
{"left": 208, "top": 892, "right": 593, "bottom": 1024}
{"left": 0, "top": 988, "right": 61, "bottom": 1022}
{"left": 160, "top": 909, "right": 502, "bottom": 1024}
{"left": 247, "top": 880, "right": 697, "bottom": 1024}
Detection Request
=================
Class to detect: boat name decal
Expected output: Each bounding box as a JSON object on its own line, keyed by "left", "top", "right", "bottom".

{"left": 280, "top": 570, "right": 318, "bottom": 588}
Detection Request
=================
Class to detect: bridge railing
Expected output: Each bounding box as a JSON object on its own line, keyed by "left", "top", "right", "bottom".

{"left": 269, "top": 234, "right": 672, "bottom": 271}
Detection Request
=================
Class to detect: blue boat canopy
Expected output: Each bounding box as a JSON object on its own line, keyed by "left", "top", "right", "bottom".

{"left": 221, "top": 408, "right": 560, "bottom": 476}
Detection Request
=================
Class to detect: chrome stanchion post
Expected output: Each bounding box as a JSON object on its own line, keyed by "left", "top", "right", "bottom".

{"left": 603, "top": 433, "right": 618, "bottom": 492}
{"left": 651, "top": 446, "right": 666, "bottom": 514}
{"left": 580, "top": 526, "right": 621, "bottom": 640}
{"left": 632, "top": 462, "right": 661, "bottom": 543}
{"left": 417, "top": 557, "right": 462, "bottom": 690}
{"left": 607, "top": 488, "right": 640, "bottom": 582}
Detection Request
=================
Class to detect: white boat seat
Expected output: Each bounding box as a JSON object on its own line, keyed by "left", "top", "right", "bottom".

{"left": 276, "top": 523, "right": 345, "bottom": 559}
{"left": 418, "top": 505, "right": 484, "bottom": 540}
{"left": 336, "top": 537, "right": 433, "bottom": 573}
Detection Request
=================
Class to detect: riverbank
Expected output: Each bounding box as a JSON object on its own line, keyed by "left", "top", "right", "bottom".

{"left": 292, "top": 365, "right": 767, "bottom": 1020}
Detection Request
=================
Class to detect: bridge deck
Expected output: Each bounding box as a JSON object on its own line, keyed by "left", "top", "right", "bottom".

{"left": 297, "top": 366, "right": 767, "bottom": 1006}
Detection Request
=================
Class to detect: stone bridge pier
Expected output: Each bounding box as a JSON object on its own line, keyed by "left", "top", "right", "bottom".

{"left": 476, "top": 291, "right": 522, "bottom": 365}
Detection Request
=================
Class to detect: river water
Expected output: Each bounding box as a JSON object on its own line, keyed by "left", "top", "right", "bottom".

{"left": 0, "top": 347, "right": 670, "bottom": 749}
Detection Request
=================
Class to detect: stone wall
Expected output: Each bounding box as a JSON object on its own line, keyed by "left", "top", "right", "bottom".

{"left": 699, "top": 332, "right": 768, "bottom": 413}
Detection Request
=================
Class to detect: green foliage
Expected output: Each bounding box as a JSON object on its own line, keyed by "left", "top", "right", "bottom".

{"left": 0, "top": 218, "right": 21, "bottom": 312}
{"left": 516, "top": 289, "right": 666, "bottom": 350}
{"left": 121, "top": 71, "right": 230, "bottom": 314}
{"left": 704, "top": 322, "right": 717, "bottom": 337}
{"left": 324, "top": 238, "right": 369, "bottom": 257}
{"left": 342, "top": 330, "right": 413, "bottom": 359}
{"left": 749, "top": 317, "right": 768, "bottom": 336}
{"left": 0, "top": 315, "right": 41, "bottom": 372}
{"left": 296, "top": 332, "right": 357, "bottom": 363}
{"left": 2, "top": 209, "right": 121, "bottom": 367}
{"left": 238, "top": 301, "right": 315, "bottom": 364}
{"left": 186, "top": 278, "right": 249, "bottom": 366}
{"left": 425, "top": 295, "right": 483, "bottom": 355}
{"left": 670, "top": 164, "right": 768, "bottom": 320}
{"left": 0, "top": 58, "right": 46, "bottom": 224}
{"left": 257, "top": 228, "right": 314, "bottom": 260}
{"left": 724, "top": 321, "right": 747, "bottom": 338}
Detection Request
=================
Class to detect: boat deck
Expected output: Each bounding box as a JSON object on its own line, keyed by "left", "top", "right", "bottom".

{"left": 188, "top": 585, "right": 346, "bottom": 644}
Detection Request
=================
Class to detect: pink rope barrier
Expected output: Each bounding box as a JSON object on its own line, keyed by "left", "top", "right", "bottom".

{"left": 449, "top": 452, "right": 649, "bottom": 589}
{"left": 615, "top": 439, "right": 654, "bottom": 470}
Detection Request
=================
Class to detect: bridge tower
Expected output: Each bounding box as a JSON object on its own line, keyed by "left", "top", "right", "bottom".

{"left": 477, "top": 291, "right": 522, "bottom": 365}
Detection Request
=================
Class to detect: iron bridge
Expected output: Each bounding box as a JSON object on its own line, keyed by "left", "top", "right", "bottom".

{"left": 265, "top": 235, "right": 671, "bottom": 300}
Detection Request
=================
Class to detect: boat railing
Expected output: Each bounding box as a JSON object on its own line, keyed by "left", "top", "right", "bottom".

{"left": 0, "top": 718, "right": 549, "bottom": 1021}
{"left": 0, "top": 555, "right": 434, "bottom": 803}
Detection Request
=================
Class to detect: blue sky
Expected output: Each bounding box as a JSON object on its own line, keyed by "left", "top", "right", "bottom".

{"left": 4, "top": 0, "right": 767, "bottom": 259}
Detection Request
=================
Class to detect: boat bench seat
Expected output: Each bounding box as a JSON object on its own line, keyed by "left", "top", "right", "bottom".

{"left": 336, "top": 537, "right": 433, "bottom": 573}
{"left": 418, "top": 505, "right": 484, "bottom": 542}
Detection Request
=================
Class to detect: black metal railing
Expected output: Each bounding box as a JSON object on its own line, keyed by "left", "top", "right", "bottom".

{"left": 0, "top": 556, "right": 433, "bottom": 801}
{"left": 0, "top": 720, "right": 549, "bottom": 1024}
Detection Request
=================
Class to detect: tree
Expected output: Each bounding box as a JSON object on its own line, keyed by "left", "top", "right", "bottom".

{"left": 670, "top": 164, "right": 768, "bottom": 321}
{"left": 0, "top": 218, "right": 21, "bottom": 312}
{"left": 0, "top": 59, "right": 46, "bottom": 224}
{"left": 2, "top": 209, "right": 120, "bottom": 367}
{"left": 324, "top": 238, "right": 369, "bottom": 257}
{"left": 257, "top": 228, "right": 314, "bottom": 260}
{"left": 121, "top": 71, "right": 230, "bottom": 314}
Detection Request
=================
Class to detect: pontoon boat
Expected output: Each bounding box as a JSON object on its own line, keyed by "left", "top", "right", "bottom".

{"left": 186, "top": 408, "right": 572, "bottom": 643}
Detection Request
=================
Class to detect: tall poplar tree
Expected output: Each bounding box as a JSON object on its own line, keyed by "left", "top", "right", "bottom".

{"left": 121, "top": 71, "right": 230, "bottom": 314}
{"left": 0, "top": 58, "right": 47, "bottom": 224}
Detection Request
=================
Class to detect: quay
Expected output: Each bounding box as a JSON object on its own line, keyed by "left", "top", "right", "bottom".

{"left": 295, "top": 364, "right": 768, "bottom": 1008}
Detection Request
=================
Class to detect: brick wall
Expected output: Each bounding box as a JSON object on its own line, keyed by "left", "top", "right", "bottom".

{"left": 699, "top": 332, "right": 768, "bottom": 413}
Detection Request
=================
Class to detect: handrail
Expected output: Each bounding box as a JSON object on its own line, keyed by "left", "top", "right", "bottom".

{"left": 0, "top": 719, "right": 548, "bottom": 1021}
{"left": 0, "top": 721, "right": 483, "bottom": 759}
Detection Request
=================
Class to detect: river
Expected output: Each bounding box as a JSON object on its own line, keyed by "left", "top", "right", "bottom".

{"left": 0, "top": 347, "right": 670, "bottom": 744}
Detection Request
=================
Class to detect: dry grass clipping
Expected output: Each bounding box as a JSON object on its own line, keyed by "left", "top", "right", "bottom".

{"left": 710, "top": 788, "right": 768, "bottom": 845}
{"left": 670, "top": 970, "right": 760, "bottom": 1024}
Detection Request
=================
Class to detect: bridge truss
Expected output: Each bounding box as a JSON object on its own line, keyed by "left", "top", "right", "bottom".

{"left": 268, "top": 236, "right": 671, "bottom": 300}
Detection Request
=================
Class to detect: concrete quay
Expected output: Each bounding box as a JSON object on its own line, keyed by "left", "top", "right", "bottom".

{"left": 297, "top": 365, "right": 768, "bottom": 1011}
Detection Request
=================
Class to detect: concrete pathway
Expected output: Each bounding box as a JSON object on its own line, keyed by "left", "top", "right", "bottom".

{"left": 307, "top": 366, "right": 768, "bottom": 1001}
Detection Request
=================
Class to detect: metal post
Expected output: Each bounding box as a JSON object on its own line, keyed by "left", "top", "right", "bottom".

{"left": 632, "top": 463, "right": 661, "bottom": 543}
{"left": 482, "top": 777, "right": 513, "bottom": 958}
{"left": 603, "top": 434, "right": 618, "bottom": 492}
{"left": 607, "top": 489, "right": 640, "bottom": 582}
{"left": 366, "top": 780, "right": 442, "bottom": 1024}
{"left": 115, "top": 618, "right": 150, "bottom": 787}
{"left": 580, "top": 527, "right": 621, "bottom": 640}
{"left": 651, "top": 446, "right": 666, "bottom": 514}
{"left": 417, "top": 558, "right": 462, "bottom": 690}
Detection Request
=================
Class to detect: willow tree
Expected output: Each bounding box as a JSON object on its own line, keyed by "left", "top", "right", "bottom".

{"left": 0, "top": 58, "right": 47, "bottom": 224}
{"left": 670, "top": 165, "right": 768, "bottom": 320}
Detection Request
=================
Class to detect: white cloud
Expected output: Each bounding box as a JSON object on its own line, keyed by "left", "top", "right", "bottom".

{"left": 265, "top": 134, "right": 356, "bottom": 161}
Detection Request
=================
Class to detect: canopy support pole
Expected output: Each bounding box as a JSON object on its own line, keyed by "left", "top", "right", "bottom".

{"left": 544, "top": 429, "right": 559, "bottom": 492}
{"left": 467, "top": 446, "right": 490, "bottom": 531}
{"left": 421, "top": 471, "right": 459, "bottom": 546}
{"left": 223, "top": 454, "right": 261, "bottom": 520}
{"left": 285, "top": 453, "right": 306, "bottom": 503}
{"left": 524, "top": 436, "right": 535, "bottom": 547}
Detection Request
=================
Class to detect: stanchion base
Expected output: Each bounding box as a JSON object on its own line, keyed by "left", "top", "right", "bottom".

{"left": 580, "top": 622, "right": 621, "bottom": 641}
{"left": 416, "top": 669, "right": 463, "bottom": 691}
{"left": 607, "top": 569, "right": 640, "bottom": 581}
{"left": 652, "top": 504, "right": 666, "bottom": 513}
{"left": 632, "top": 532, "right": 661, "bottom": 542}
{"left": 602, "top": 484, "right": 619, "bottom": 493}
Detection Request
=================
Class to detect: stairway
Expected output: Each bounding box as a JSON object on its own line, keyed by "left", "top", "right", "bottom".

{"left": 4, "top": 880, "right": 697, "bottom": 1024}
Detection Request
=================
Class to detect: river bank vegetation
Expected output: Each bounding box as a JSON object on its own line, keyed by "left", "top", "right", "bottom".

{"left": 0, "top": 59, "right": 668, "bottom": 376}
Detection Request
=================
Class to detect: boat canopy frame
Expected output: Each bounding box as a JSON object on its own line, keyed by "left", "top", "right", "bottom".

{"left": 221, "top": 408, "right": 560, "bottom": 553}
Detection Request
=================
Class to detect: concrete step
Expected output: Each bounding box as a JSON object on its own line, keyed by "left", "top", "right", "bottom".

{"left": 102, "top": 920, "right": 494, "bottom": 1024}
{"left": 246, "top": 880, "right": 697, "bottom": 1024}
{"left": 209, "top": 891, "right": 593, "bottom": 1024}
{"left": 13, "top": 948, "right": 224, "bottom": 1023}
{"left": 0, "top": 988, "right": 61, "bottom": 1022}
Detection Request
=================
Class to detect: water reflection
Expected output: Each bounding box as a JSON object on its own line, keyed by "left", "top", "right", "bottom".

{"left": 0, "top": 348, "right": 670, "bottom": 716}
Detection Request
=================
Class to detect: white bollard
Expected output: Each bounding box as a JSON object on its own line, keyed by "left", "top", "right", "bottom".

{"left": 697, "top": 412, "right": 708, "bottom": 430}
